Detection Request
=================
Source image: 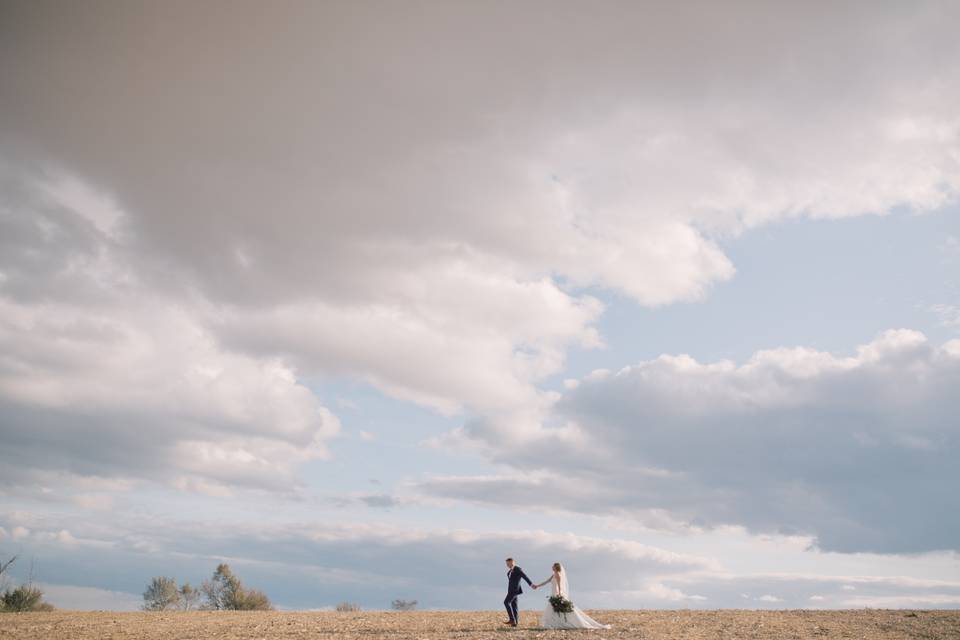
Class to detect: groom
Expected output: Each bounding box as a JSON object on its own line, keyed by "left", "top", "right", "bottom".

{"left": 503, "top": 557, "right": 535, "bottom": 627}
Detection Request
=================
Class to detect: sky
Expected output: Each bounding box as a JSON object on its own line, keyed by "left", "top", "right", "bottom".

{"left": 1, "top": 0, "right": 959, "bottom": 611}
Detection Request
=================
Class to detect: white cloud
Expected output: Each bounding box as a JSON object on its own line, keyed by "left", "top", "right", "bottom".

{"left": 424, "top": 330, "right": 960, "bottom": 553}
{"left": 0, "top": 3, "right": 959, "bottom": 608}
{"left": 642, "top": 582, "right": 708, "bottom": 602}
{"left": 2, "top": 2, "right": 959, "bottom": 377}
{"left": 841, "top": 594, "right": 960, "bottom": 607}
{"left": 661, "top": 572, "right": 960, "bottom": 610}
{"left": 38, "top": 584, "right": 143, "bottom": 611}
{"left": 929, "top": 304, "right": 960, "bottom": 328}
{"left": 0, "top": 169, "right": 340, "bottom": 494}
{"left": 0, "top": 511, "right": 715, "bottom": 610}
{"left": 13, "top": 507, "right": 957, "bottom": 611}
{"left": 1, "top": 2, "right": 959, "bottom": 495}
{"left": 4, "top": 523, "right": 113, "bottom": 550}
{"left": 42, "top": 173, "right": 125, "bottom": 239}
{"left": 941, "top": 235, "right": 960, "bottom": 257}
{"left": 72, "top": 494, "right": 115, "bottom": 511}
{"left": 212, "top": 275, "right": 603, "bottom": 415}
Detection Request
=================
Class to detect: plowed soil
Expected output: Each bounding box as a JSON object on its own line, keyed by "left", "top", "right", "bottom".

{"left": 1, "top": 609, "right": 958, "bottom": 639}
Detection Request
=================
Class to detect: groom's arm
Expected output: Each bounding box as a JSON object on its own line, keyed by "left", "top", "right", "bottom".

{"left": 518, "top": 568, "right": 533, "bottom": 586}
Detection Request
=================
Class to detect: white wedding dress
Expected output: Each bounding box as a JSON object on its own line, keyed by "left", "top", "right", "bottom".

{"left": 540, "top": 566, "right": 611, "bottom": 630}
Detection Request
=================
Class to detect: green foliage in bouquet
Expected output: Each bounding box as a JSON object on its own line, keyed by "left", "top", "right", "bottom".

{"left": 549, "top": 594, "right": 574, "bottom": 615}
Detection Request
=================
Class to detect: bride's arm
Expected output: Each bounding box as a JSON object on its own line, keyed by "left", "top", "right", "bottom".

{"left": 535, "top": 573, "right": 560, "bottom": 589}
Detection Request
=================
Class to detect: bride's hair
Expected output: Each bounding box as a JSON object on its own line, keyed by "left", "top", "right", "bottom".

{"left": 552, "top": 562, "right": 562, "bottom": 572}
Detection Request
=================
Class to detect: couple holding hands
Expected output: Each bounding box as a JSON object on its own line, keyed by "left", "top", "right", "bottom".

{"left": 503, "top": 557, "right": 610, "bottom": 630}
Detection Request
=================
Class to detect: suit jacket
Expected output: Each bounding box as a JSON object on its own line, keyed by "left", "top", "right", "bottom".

{"left": 506, "top": 566, "right": 533, "bottom": 595}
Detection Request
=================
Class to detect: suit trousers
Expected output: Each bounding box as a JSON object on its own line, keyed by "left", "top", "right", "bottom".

{"left": 504, "top": 591, "right": 520, "bottom": 623}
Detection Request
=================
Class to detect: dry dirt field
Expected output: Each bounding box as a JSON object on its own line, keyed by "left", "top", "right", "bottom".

{"left": 1, "top": 610, "right": 958, "bottom": 640}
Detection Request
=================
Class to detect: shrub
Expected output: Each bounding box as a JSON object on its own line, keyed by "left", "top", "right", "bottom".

{"left": 2, "top": 585, "right": 46, "bottom": 612}
{"left": 0, "top": 555, "right": 53, "bottom": 612}
{"left": 336, "top": 601, "right": 361, "bottom": 612}
{"left": 391, "top": 598, "right": 417, "bottom": 611}
{"left": 232, "top": 588, "right": 271, "bottom": 611}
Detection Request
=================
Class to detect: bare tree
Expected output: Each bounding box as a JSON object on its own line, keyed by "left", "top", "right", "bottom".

{"left": 0, "top": 555, "right": 16, "bottom": 578}
{"left": 178, "top": 582, "right": 201, "bottom": 610}
{"left": 0, "top": 555, "right": 17, "bottom": 594}
{"left": 336, "top": 601, "right": 361, "bottom": 612}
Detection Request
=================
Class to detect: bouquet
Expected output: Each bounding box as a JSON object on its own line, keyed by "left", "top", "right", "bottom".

{"left": 549, "top": 594, "right": 574, "bottom": 620}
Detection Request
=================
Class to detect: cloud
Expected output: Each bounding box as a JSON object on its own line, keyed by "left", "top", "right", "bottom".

{"left": 841, "top": 594, "right": 960, "bottom": 607}
{"left": 1, "top": 3, "right": 959, "bottom": 607}
{"left": 1, "top": 2, "right": 959, "bottom": 493}
{"left": 323, "top": 493, "right": 403, "bottom": 510}
{"left": 941, "top": 235, "right": 960, "bottom": 257}
{"left": 6, "top": 508, "right": 959, "bottom": 610}
{"left": 4, "top": 4, "right": 959, "bottom": 264}
{"left": 423, "top": 330, "right": 960, "bottom": 553}
{"left": 0, "top": 159, "right": 600, "bottom": 495}
{"left": 211, "top": 273, "right": 603, "bottom": 414}
{"left": 37, "top": 584, "right": 142, "bottom": 611}
{"left": 0, "top": 167, "right": 339, "bottom": 494}
{"left": 72, "top": 494, "right": 115, "bottom": 511}
{"left": 659, "top": 572, "right": 960, "bottom": 609}
{"left": 929, "top": 303, "right": 960, "bottom": 328}
{"left": 0, "top": 511, "right": 714, "bottom": 610}
{"left": 640, "top": 582, "right": 708, "bottom": 603}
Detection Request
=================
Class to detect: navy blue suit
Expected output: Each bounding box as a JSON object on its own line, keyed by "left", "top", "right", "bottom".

{"left": 504, "top": 565, "right": 532, "bottom": 624}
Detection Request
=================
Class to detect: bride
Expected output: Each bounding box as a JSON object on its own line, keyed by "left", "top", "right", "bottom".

{"left": 534, "top": 562, "right": 611, "bottom": 629}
